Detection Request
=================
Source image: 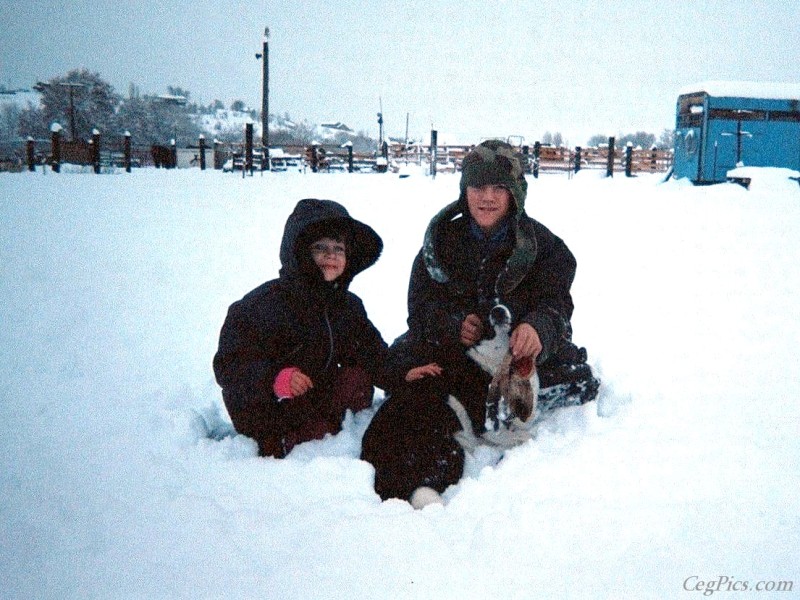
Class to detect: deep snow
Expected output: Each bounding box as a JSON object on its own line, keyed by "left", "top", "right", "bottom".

{"left": 1, "top": 165, "right": 798, "bottom": 599}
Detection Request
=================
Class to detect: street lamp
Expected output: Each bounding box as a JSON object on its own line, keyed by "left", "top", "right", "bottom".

{"left": 255, "top": 27, "right": 270, "bottom": 170}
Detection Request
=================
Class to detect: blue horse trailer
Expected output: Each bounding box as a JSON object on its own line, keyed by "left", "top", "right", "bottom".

{"left": 673, "top": 81, "right": 800, "bottom": 183}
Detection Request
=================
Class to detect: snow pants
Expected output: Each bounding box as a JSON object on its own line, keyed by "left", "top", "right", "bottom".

{"left": 361, "top": 356, "right": 490, "bottom": 501}
{"left": 227, "top": 366, "right": 373, "bottom": 458}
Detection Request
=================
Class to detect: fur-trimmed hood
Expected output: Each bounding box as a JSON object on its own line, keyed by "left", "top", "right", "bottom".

{"left": 422, "top": 199, "right": 539, "bottom": 298}
{"left": 423, "top": 139, "right": 537, "bottom": 297}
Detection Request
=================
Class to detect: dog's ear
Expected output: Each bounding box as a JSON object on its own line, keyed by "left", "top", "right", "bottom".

{"left": 507, "top": 379, "right": 534, "bottom": 424}
{"left": 504, "top": 354, "right": 538, "bottom": 425}
{"left": 486, "top": 370, "right": 504, "bottom": 431}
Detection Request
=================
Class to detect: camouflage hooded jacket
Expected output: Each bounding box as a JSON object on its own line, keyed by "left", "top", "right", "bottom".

{"left": 406, "top": 140, "right": 577, "bottom": 366}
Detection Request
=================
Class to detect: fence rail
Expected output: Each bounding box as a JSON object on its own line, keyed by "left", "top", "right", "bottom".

{"left": 4, "top": 130, "right": 673, "bottom": 177}
{"left": 386, "top": 141, "right": 673, "bottom": 178}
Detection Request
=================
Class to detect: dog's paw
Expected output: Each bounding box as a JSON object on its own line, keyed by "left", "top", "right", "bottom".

{"left": 410, "top": 486, "right": 445, "bottom": 509}
{"left": 482, "top": 426, "right": 533, "bottom": 449}
{"left": 453, "top": 429, "right": 480, "bottom": 453}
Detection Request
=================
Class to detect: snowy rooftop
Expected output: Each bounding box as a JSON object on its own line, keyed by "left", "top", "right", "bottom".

{"left": 679, "top": 80, "right": 800, "bottom": 100}
{"left": 0, "top": 88, "right": 40, "bottom": 108}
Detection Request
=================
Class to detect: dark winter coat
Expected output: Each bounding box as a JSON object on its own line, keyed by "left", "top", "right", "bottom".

{"left": 213, "top": 199, "right": 388, "bottom": 438}
{"left": 398, "top": 198, "right": 577, "bottom": 374}
{"left": 362, "top": 199, "right": 582, "bottom": 501}
{"left": 362, "top": 142, "right": 593, "bottom": 502}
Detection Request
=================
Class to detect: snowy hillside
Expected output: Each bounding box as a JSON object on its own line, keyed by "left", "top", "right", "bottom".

{"left": 1, "top": 167, "right": 798, "bottom": 599}
{"left": 195, "top": 109, "right": 361, "bottom": 144}
{"left": 195, "top": 108, "right": 262, "bottom": 139}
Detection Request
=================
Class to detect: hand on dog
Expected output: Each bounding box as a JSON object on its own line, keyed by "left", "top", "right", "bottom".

{"left": 460, "top": 313, "right": 483, "bottom": 346}
{"left": 509, "top": 323, "right": 542, "bottom": 360}
{"left": 405, "top": 363, "right": 443, "bottom": 382}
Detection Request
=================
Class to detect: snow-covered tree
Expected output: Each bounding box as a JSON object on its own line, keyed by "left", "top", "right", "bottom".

{"left": 617, "top": 131, "right": 656, "bottom": 150}
{"left": 658, "top": 128, "right": 675, "bottom": 150}
{"left": 34, "top": 69, "right": 119, "bottom": 141}
{"left": 0, "top": 103, "right": 21, "bottom": 140}
{"left": 117, "top": 94, "right": 202, "bottom": 146}
{"left": 17, "top": 104, "right": 47, "bottom": 140}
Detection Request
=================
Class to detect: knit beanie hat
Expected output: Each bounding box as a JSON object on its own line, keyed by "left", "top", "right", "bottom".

{"left": 459, "top": 139, "right": 528, "bottom": 214}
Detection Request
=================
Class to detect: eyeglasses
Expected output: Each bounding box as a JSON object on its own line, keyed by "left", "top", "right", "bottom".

{"left": 310, "top": 242, "right": 346, "bottom": 257}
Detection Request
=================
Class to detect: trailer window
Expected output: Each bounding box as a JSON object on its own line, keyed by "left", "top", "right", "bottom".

{"left": 678, "top": 94, "right": 705, "bottom": 127}
{"left": 709, "top": 109, "right": 767, "bottom": 121}
{"left": 768, "top": 111, "right": 800, "bottom": 122}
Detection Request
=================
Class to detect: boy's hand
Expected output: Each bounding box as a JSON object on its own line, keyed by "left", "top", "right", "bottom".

{"left": 509, "top": 323, "right": 542, "bottom": 360}
{"left": 460, "top": 314, "right": 483, "bottom": 346}
{"left": 405, "top": 363, "right": 443, "bottom": 382}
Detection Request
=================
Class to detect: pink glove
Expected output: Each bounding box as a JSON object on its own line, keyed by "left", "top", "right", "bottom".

{"left": 273, "top": 367, "right": 300, "bottom": 399}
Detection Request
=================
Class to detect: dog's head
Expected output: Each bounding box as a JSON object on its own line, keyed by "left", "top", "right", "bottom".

{"left": 488, "top": 304, "right": 512, "bottom": 336}
{"left": 467, "top": 304, "right": 513, "bottom": 375}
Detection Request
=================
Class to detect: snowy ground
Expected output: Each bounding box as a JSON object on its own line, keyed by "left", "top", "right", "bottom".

{"left": 1, "top": 166, "right": 798, "bottom": 599}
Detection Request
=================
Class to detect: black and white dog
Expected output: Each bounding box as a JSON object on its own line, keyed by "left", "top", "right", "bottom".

{"left": 448, "top": 305, "right": 540, "bottom": 451}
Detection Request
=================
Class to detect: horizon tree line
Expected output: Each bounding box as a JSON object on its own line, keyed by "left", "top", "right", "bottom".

{"left": 2, "top": 69, "right": 673, "bottom": 152}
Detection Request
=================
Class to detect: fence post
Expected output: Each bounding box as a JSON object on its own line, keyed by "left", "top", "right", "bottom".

{"left": 345, "top": 141, "right": 353, "bottom": 173}
{"left": 606, "top": 136, "right": 615, "bottom": 178}
{"left": 199, "top": 134, "right": 206, "bottom": 170}
{"left": 310, "top": 142, "right": 319, "bottom": 172}
{"left": 92, "top": 129, "right": 101, "bottom": 174}
{"left": 50, "top": 123, "right": 62, "bottom": 173}
{"left": 124, "top": 131, "right": 132, "bottom": 173}
{"left": 625, "top": 142, "right": 633, "bottom": 177}
{"left": 245, "top": 123, "right": 254, "bottom": 175}
{"left": 574, "top": 146, "right": 582, "bottom": 173}
{"left": 213, "top": 139, "right": 222, "bottom": 170}
{"left": 170, "top": 138, "right": 177, "bottom": 169}
{"left": 430, "top": 130, "right": 438, "bottom": 178}
{"left": 650, "top": 145, "right": 658, "bottom": 172}
{"left": 26, "top": 136, "right": 35, "bottom": 171}
{"left": 533, "top": 141, "right": 540, "bottom": 179}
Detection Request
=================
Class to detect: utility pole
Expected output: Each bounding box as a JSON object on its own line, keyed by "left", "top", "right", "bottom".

{"left": 256, "top": 27, "right": 270, "bottom": 170}
{"left": 64, "top": 83, "right": 82, "bottom": 141}
{"left": 377, "top": 97, "right": 384, "bottom": 151}
{"left": 34, "top": 81, "right": 86, "bottom": 141}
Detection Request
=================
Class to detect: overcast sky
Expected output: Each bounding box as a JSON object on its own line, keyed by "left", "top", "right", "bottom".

{"left": 2, "top": 0, "right": 798, "bottom": 145}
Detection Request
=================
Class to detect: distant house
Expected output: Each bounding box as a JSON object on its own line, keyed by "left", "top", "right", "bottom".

{"left": 0, "top": 87, "right": 39, "bottom": 110}
{"left": 320, "top": 122, "right": 355, "bottom": 135}
{"left": 673, "top": 81, "right": 800, "bottom": 183}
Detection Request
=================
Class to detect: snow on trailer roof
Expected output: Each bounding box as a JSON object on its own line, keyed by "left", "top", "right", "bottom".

{"left": 679, "top": 80, "right": 800, "bottom": 100}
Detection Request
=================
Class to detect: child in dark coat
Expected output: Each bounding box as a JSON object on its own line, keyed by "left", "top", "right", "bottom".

{"left": 214, "top": 199, "right": 388, "bottom": 457}
{"left": 361, "top": 140, "right": 600, "bottom": 507}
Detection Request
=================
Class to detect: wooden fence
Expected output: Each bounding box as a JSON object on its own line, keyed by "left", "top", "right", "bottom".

{"left": 10, "top": 128, "right": 673, "bottom": 177}
{"left": 387, "top": 140, "right": 673, "bottom": 177}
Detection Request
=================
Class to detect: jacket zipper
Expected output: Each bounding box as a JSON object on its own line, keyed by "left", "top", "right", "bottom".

{"left": 323, "top": 308, "right": 334, "bottom": 371}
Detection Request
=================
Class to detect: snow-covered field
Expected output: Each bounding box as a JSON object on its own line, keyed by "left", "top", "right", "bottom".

{"left": 2, "top": 166, "right": 798, "bottom": 599}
